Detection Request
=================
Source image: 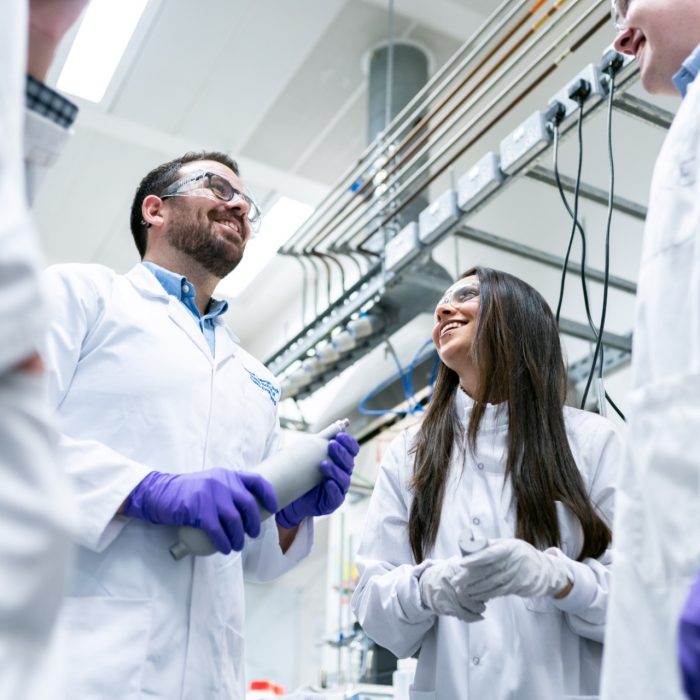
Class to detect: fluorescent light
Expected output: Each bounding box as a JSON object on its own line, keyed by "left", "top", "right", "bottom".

{"left": 218, "top": 196, "right": 314, "bottom": 298}
{"left": 57, "top": 0, "right": 149, "bottom": 102}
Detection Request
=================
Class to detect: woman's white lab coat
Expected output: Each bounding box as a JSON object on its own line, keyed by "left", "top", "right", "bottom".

{"left": 600, "top": 74, "right": 700, "bottom": 700}
{"left": 42, "top": 262, "right": 313, "bottom": 700}
{"left": 352, "top": 391, "right": 620, "bottom": 700}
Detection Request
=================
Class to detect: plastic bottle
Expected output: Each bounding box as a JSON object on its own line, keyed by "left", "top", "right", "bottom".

{"left": 316, "top": 341, "right": 340, "bottom": 365}
{"left": 331, "top": 329, "right": 356, "bottom": 353}
{"left": 346, "top": 313, "right": 383, "bottom": 339}
{"left": 392, "top": 658, "right": 417, "bottom": 700}
{"left": 169, "top": 419, "right": 350, "bottom": 560}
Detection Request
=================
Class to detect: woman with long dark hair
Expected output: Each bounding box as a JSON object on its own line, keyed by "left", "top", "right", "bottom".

{"left": 351, "top": 266, "right": 621, "bottom": 699}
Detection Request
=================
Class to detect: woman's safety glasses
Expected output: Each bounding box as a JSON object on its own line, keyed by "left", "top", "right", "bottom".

{"left": 611, "top": 0, "right": 631, "bottom": 31}
{"left": 160, "top": 171, "right": 262, "bottom": 233}
{"left": 434, "top": 282, "right": 480, "bottom": 322}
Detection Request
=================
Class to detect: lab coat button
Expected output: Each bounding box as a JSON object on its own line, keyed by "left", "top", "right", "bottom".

{"left": 473, "top": 656, "right": 480, "bottom": 665}
{"left": 477, "top": 462, "right": 484, "bottom": 470}
{"left": 472, "top": 517, "right": 480, "bottom": 526}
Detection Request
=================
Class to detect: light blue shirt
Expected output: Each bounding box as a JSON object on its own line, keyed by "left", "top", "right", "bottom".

{"left": 142, "top": 262, "right": 228, "bottom": 356}
{"left": 673, "top": 43, "right": 700, "bottom": 98}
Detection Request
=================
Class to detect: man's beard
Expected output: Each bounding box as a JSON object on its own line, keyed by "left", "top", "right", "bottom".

{"left": 167, "top": 208, "right": 244, "bottom": 279}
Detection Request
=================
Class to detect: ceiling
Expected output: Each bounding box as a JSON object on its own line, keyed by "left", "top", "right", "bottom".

{"left": 36, "top": 0, "right": 485, "bottom": 269}
{"left": 33, "top": 0, "right": 679, "bottom": 427}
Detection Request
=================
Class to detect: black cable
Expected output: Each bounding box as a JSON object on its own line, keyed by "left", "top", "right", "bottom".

{"left": 553, "top": 121, "right": 596, "bottom": 333}
{"left": 605, "top": 390, "right": 625, "bottom": 421}
{"left": 555, "top": 99, "right": 585, "bottom": 323}
{"left": 580, "top": 72, "right": 626, "bottom": 421}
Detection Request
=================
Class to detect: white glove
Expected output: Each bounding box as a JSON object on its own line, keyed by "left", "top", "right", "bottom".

{"left": 460, "top": 538, "right": 571, "bottom": 601}
{"left": 419, "top": 556, "right": 486, "bottom": 622}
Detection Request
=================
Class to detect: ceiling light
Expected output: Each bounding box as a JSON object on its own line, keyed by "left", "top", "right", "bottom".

{"left": 56, "top": 0, "right": 149, "bottom": 103}
{"left": 217, "top": 196, "right": 314, "bottom": 298}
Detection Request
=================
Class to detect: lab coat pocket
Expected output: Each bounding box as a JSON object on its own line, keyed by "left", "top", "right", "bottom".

{"left": 61, "top": 596, "right": 153, "bottom": 698}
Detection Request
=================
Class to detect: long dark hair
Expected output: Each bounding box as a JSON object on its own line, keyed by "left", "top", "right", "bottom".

{"left": 408, "top": 266, "right": 611, "bottom": 563}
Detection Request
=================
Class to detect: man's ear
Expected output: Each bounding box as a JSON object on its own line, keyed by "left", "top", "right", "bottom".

{"left": 142, "top": 194, "right": 166, "bottom": 229}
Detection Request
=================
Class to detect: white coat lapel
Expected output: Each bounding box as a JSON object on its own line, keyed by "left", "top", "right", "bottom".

{"left": 213, "top": 321, "right": 239, "bottom": 367}
{"left": 125, "top": 264, "right": 213, "bottom": 362}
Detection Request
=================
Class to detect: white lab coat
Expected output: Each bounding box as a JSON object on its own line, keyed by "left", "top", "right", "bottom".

{"left": 352, "top": 391, "right": 620, "bottom": 700}
{"left": 43, "top": 262, "right": 313, "bottom": 700}
{"left": 0, "top": 2, "right": 73, "bottom": 699}
{"left": 600, "top": 75, "right": 700, "bottom": 700}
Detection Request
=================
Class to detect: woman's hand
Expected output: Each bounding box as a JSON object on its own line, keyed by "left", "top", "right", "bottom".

{"left": 458, "top": 538, "right": 572, "bottom": 601}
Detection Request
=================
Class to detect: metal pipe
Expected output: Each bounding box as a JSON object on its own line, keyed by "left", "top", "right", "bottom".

{"left": 334, "top": 6, "right": 608, "bottom": 252}
{"left": 319, "top": 2, "right": 606, "bottom": 253}
{"left": 558, "top": 317, "right": 632, "bottom": 352}
{"left": 454, "top": 224, "right": 637, "bottom": 293}
{"left": 295, "top": 0, "right": 602, "bottom": 254}
{"left": 612, "top": 92, "right": 674, "bottom": 130}
{"left": 297, "top": 0, "right": 590, "bottom": 253}
{"left": 282, "top": 0, "right": 546, "bottom": 252}
{"left": 526, "top": 165, "right": 648, "bottom": 220}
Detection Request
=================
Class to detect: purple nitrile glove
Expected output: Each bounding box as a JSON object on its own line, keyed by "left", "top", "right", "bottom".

{"left": 124, "top": 468, "right": 278, "bottom": 554}
{"left": 275, "top": 432, "right": 360, "bottom": 529}
{"left": 680, "top": 571, "right": 700, "bottom": 700}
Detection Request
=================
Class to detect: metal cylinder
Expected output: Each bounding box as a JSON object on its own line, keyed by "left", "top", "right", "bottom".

{"left": 366, "top": 42, "right": 430, "bottom": 248}
{"left": 367, "top": 42, "right": 429, "bottom": 143}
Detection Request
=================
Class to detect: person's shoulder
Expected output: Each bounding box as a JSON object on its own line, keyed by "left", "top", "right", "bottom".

{"left": 563, "top": 405, "right": 622, "bottom": 444}
{"left": 43, "top": 262, "right": 117, "bottom": 288}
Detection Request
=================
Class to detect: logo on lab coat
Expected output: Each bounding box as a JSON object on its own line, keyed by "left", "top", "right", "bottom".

{"left": 245, "top": 368, "right": 281, "bottom": 406}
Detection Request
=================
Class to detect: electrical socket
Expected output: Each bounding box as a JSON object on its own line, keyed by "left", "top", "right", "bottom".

{"left": 385, "top": 221, "right": 421, "bottom": 271}
{"left": 599, "top": 47, "right": 631, "bottom": 76}
{"left": 456, "top": 151, "right": 505, "bottom": 213}
{"left": 547, "top": 63, "right": 608, "bottom": 123}
{"left": 499, "top": 110, "right": 552, "bottom": 175}
{"left": 418, "top": 189, "right": 459, "bottom": 244}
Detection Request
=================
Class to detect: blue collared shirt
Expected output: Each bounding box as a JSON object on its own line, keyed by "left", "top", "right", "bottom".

{"left": 673, "top": 43, "right": 700, "bottom": 98}
{"left": 142, "top": 262, "right": 228, "bottom": 356}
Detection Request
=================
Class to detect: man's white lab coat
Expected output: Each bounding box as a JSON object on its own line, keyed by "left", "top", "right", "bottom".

{"left": 601, "top": 73, "right": 700, "bottom": 700}
{"left": 43, "top": 262, "right": 313, "bottom": 699}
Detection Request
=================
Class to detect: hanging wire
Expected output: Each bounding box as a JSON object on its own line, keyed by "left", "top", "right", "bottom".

{"left": 555, "top": 98, "right": 585, "bottom": 323}
{"left": 580, "top": 71, "right": 625, "bottom": 421}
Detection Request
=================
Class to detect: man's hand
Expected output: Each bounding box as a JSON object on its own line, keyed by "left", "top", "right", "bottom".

{"left": 123, "top": 468, "right": 279, "bottom": 554}
{"left": 275, "top": 432, "right": 359, "bottom": 529}
{"left": 28, "top": 0, "right": 92, "bottom": 80}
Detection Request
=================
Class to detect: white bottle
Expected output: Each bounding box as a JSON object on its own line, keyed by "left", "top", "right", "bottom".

{"left": 392, "top": 658, "right": 417, "bottom": 700}
{"left": 346, "top": 313, "right": 383, "bottom": 339}
{"left": 169, "top": 419, "right": 350, "bottom": 560}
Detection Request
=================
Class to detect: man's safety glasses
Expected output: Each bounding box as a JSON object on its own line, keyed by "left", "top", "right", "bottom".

{"left": 160, "top": 171, "right": 262, "bottom": 233}
{"left": 611, "top": 0, "right": 632, "bottom": 31}
{"left": 434, "top": 282, "right": 480, "bottom": 322}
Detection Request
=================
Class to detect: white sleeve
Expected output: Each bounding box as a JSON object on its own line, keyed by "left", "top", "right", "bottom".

{"left": 552, "top": 417, "right": 622, "bottom": 642}
{"left": 351, "top": 431, "right": 436, "bottom": 658}
{"left": 242, "top": 517, "right": 314, "bottom": 583}
{"left": 43, "top": 265, "right": 152, "bottom": 552}
{"left": 0, "top": 0, "right": 42, "bottom": 373}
